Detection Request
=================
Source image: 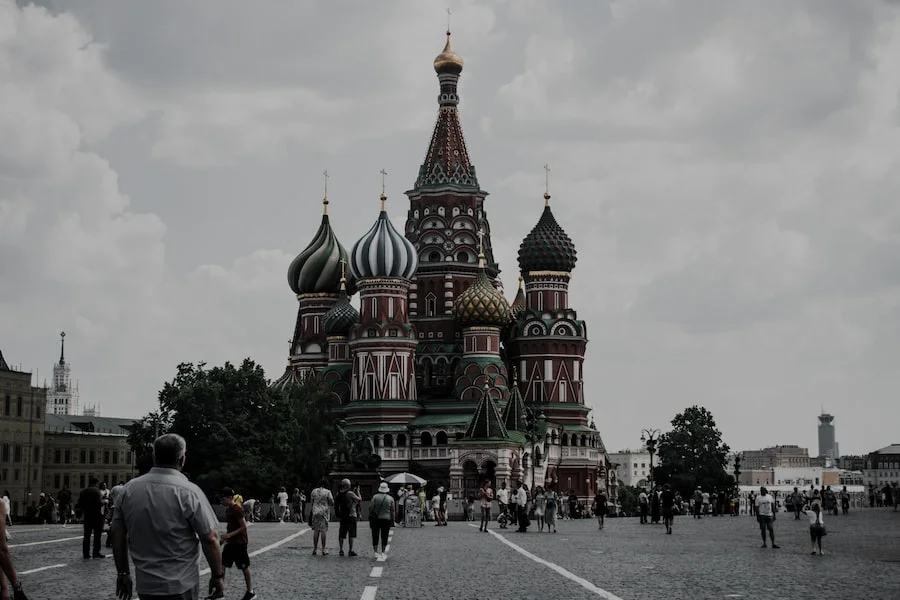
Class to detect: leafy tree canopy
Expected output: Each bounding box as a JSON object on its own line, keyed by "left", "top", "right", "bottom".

{"left": 126, "top": 360, "right": 341, "bottom": 498}
{"left": 654, "top": 405, "right": 733, "bottom": 498}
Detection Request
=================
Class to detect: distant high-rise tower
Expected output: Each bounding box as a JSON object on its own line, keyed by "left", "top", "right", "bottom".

{"left": 817, "top": 411, "right": 839, "bottom": 459}
{"left": 47, "top": 332, "right": 80, "bottom": 415}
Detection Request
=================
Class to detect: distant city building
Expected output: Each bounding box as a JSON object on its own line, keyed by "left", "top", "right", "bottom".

{"left": 738, "top": 466, "right": 840, "bottom": 488}
{"left": 46, "top": 332, "right": 80, "bottom": 416}
{"left": 837, "top": 455, "right": 867, "bottom": 471}
{"left": 741, "top": 445, "right": 810, "bottom": 470}
{"left": 608, "top": 445, "right": 653, "bottom": 488}
{"left": 0, "top": 349, "right": 48, "bottom": 518}
{"left": 42, "top": 414, "right": 135, "bottom": 494}
{"left": 817, "top": 411, "right": 839, "bottom": 459}
{"left": 864, "top": 444, "right": 900, "bottom": 489}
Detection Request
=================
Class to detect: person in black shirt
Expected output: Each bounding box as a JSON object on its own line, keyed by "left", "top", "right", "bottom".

{"left": 661, "top": 484, "right": 676, "bottom": 535}
{"left": 75, "top": 478, "right": 105, "bottom": 559}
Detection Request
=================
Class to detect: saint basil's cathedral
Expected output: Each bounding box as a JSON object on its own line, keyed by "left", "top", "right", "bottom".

{"left": 273, "top": 32, "right": 611, "bottom": 502}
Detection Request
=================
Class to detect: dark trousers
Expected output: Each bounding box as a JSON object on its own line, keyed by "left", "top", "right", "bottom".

{"left": 370, "top": 518, "right": 391, "bottom": 550}
{"left": 516, "top": 506, "right": 529, "bottom": 531}
{"left": 480, "top": 506, "right": 491, "bottom": 530}
{"left": 83, "top": 519, "right": 102, "bottom": 557}
{"left": 640, "top": 503, "right": 648, "bottom": 523}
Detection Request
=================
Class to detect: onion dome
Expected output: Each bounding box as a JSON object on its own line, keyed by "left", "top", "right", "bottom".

{"left": 454, "top": 248, "right": 511, "bottom": 328}
{"left": 271, "top": 365, "right": 302, "bottom": 392}
{"left": 350, "top": 194, "right": 418, "bottom": 280}
{"left": 323, "top": 277, "right": 359, "bottom": 336}
{"left": 517, "top": 192, "right": 577, "bottom": 273}
{"left": 288, "top": 198, "right": 356, "bottom": 295}
{"left": 509, "top": 276, "right": 526, "bottom": 322}
{"left": 433, "top": 31, "right": 463, "bottom": 75}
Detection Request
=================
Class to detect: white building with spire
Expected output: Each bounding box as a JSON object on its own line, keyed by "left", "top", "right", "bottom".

{"left": 47, "top": 331, "right": 80, "bottom": 416}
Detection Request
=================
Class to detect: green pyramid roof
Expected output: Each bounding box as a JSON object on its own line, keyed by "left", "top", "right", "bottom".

{"left": 0, "top": 350, "right": 9, "bottom": 371}
{"left": 502, "top": 382, "right": 528, "bottom": 432}
{"left": 465, "top": 385, "right": 508, "bottom": 440}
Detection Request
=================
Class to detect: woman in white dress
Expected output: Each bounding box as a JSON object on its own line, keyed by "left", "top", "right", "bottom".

{"left": 533, "top": 486, "right": 546, "bottom": 532}
{"left": 309, "top": 480, "right": 334, "bottom": 555}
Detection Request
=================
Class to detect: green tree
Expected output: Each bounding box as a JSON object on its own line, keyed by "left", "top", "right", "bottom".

{"left": 617, "top": 484, "right": 642, "bottom": 517}
{"left": 126, "top": 360, "right": 342, "bottom": 497}
{"left": 654, "top": 406, "right": 732, "bottom": 498}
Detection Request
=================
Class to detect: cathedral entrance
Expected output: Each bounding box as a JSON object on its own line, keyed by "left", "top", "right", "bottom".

{"left": 462, "top": 460, "right": 479, "bottom": 499}
{"left": 480, "top": 459, "right": 497, "bottom": 488}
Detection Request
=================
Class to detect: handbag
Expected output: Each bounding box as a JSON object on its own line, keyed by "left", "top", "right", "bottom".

{"left": 369, "top": 495, "right": 388, "bottom": 526}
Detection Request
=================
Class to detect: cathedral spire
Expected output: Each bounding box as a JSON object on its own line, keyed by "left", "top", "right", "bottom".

{"left": 59, "top": 331, "right": 66, "bottom": 365}
{"left": 465, "top": 384, "right": 508, "bottom": 440}
{"left": 414, "top": 31, "right": 478, "bottom": 191}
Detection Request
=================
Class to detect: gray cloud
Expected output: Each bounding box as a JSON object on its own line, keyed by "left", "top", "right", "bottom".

{"left": 2, "top": 0, "right": 899, "bottom": 456}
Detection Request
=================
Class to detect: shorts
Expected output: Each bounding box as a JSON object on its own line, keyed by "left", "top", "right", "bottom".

{"left": 222, "top": 543, "right": 250, "bottom": 570}
{"left": 757, "top": 515, "right": 774, "bottom": 530}
{"left": 339, "top": 517, "right": 358, "bottom": 539}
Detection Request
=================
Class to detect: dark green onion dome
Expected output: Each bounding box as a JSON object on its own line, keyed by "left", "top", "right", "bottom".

{"left": 517, "top": 192, "right": 577, "bottom": 273}
{"left": 323, "top": 278, "right": 359, "bottom": 336}
{"left": 509, "top": 276, "right": 526, "bottom": 323}
{"left": 287, "top": 199, "right": 356, "bottom": 295}
{"left": 454, "top": 253, "right": 511, "bottom": 328}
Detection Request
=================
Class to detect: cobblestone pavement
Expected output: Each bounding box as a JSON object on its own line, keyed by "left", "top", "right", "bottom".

{"left": 6, "top": 508, "right": 899, "bottom": 599}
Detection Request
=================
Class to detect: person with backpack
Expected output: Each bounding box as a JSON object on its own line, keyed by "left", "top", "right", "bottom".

{"left": 335, "top": 479, "right": 360, "bottom": 557}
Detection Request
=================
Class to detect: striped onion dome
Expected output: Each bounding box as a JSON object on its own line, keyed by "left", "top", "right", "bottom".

{"left": 454, "top": 254, "right": 511, "bottom": 328}
{"left": 349, "top": 195, "right": 418, "bottom": 281}
{"left": 270, "top": 365, "right": 302, "bottom": 391}
{"left": 518, "top": 193, "right": 577, "bottom": 274}
{"left": 323, "top": 279, "right": 359, "bottom": 336}
{"left": 287, "top": 200, "right": 356, "bottom": 295}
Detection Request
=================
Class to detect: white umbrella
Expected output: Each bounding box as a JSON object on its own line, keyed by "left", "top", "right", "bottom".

{"left": 383, "top": 472, "right": 427, "bottom": 486}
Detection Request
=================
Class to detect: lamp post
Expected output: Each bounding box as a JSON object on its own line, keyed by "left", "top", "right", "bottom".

{"left": 733, "top": 453, "right": 742, "bottom": 515}
{"left": 640, "top": 428, "right": 661, "bottom": 490}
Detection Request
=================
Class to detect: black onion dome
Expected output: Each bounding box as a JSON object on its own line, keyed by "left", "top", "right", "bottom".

{"left": 454, "top": 267, "right": 511, "bottom": 328}
{"left": 287, "top": 206, "right": 356, "bottom": 295}
{"left": 323, "top": 285, "right": 359, "bottom": 336}
{"left": 517, "top": 195, "right": 577, "bottom": 273}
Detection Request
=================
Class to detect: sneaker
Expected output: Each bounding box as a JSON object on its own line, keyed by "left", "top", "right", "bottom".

{"left": 92, "top": 553, "right": 106, "bottom": 558}
{"left": 348, "top": 550, "right": 357, "bottom": 557}
{"left": 772, "top": 544, "right": 780, "bottom": 549}
{"left": 761, "top": 543, "right": 767, "bottom": 548}
{"left": 339, "top": 550, "right": 345, "bottom": 556}
{"left": 811, "top": 551, "right": 817, "bottom": 555}
{"left": 240, "top": 592, "right": 257, "bottom": 600}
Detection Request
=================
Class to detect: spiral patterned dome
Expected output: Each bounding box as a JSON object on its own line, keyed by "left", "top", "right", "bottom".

{"left": 287, "top": 202, "right": 356, "bottom": 295}
{"left": 454, "top": 266, "right": 511, "bottom": 328}
{"left": 350, "top": 198, "right": 418, "bottom": 281}
{"left": 517, "top": 194, "right": 577, "bottom": 274}
{"left": 323, "top": 282, "right": 359, "bottom": 336}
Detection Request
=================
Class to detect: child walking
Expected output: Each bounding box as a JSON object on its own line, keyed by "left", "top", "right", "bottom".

{"left": 220, "top": 487, "right": 257, "bottom": 600}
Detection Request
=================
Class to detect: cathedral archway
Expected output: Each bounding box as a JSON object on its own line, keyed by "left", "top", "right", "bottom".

{"left": 421, "top": 432, "right": 433, "bottom": 447}
{"left": 462, "top": 460, "right": 479, "bottom": 498}
{"left": 436, "top": 431, "right": 448, "bottom": 446}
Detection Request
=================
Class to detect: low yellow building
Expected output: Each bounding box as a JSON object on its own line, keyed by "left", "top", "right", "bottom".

{"left": 0, "top": 350, "right": 47, "bottom": 518}
{"left": 43, "top": 414, "right": 137, "bottom": 494}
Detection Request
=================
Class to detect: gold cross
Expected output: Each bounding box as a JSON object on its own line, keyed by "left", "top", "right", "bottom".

{"left": 543, "top": 163, "right": 551, "bottom": 195}
{"left": 446, "top": 7, "right": 452, "bottom": 33}
{"left": 380, "top": 169, "right": 387, "bottom": 195}
{"left": 339, "top": 258, "right": 346, "bottom": 280}
{"left": 476, "top": 227, "right": 485, "bottom": 257}
{"left": 322, "top": 169, "right": 330, "bottom": 214}
{"left": 323, "top": 169, "right": 329, "bottom": 198}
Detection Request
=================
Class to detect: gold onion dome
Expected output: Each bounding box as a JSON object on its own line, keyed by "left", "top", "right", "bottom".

{"left": 454, "top": 256, "right": 511, "bottom": 328}
{"left": 433, "top": 31, "right": 464, "bottom": 75}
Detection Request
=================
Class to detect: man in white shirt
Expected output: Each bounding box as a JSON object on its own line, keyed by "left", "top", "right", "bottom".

{"left": 754, "top": 487, "right": 780, "bottom": 549}
{"left": 638, "top": 490, "right": 649, "bottom": 524}
{"left": 514, "top": 481, "right": 529, "bottom": 533}
{"left": 276, "top": 487, "right": 289, "bottom": 523}
{"left": 496, "top": 482, "right": 510, "bottom": 522}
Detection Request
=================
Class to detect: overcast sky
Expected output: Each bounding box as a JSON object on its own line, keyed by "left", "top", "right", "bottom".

{"left": 2, "top": 0, "right": 898, "bottom": 456}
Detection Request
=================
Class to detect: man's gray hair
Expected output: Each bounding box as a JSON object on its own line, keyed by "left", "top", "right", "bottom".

{"left": 153, "top": 433, "right": 187, "bottom": 467}
{"left": 341, "top": 478, "right": 351, "bottom": 490}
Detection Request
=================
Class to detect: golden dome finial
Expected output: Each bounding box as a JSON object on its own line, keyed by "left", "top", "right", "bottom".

{"left": 434, "top": 29, "right": 464, "bottom": 75}
{"left": 517, "top": 275, "right": 524, "bottom": 289}
{"left": 476, "top": 227, "right": 486, "bottom": 268}
{"left": 322, "top": 169, "right": 329, "bottom": 215}
{"left": 543, "top": 163, "right": 551, "bottom": 206}
{"left": 339, "top": 259, "right": 347, "bottom": 291}
{"left": 379, "top": 168, "right": 388, "bottom": 211}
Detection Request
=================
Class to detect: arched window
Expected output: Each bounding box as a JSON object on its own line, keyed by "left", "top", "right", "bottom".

{"left": 373, "top": 435, "right": 381, "bottom": 448}
{"left": 457, "top": 251, "right": 470, "bottom": 263}
{"left": 561, "top": 433, "right": 569, "bottom": 446}
{"left": 429, "top": 251, "right": 441, "bottom": 263}
{"left": 397, "top": 433, "right": 407, "bottom": 447}
{"left": 581, "top": 435, "right": 587, "bottom": 447}
{"left": 436, "top": 431, "right": 448, "bottom": 446}
{"left": 384, "top": 434, "right": 394, "bottom": 448}
{"left": 421, "top": 432, "right": 433, "bottom": 447}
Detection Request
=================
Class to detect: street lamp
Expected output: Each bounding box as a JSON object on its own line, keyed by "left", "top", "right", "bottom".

{"left": 640, "top": 428, "right": 661, "bottom": 490}
{"left": 733, "top": 454, "right": 742, "bottom": 515}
